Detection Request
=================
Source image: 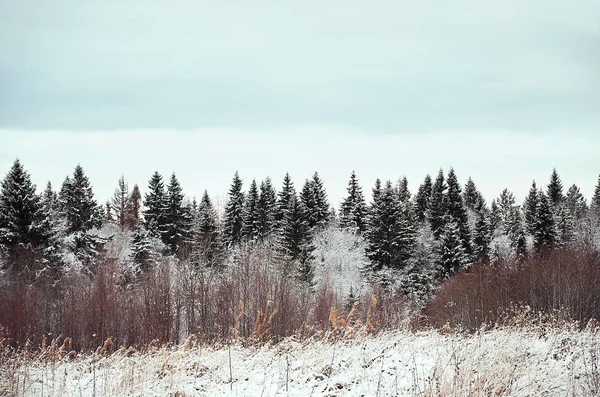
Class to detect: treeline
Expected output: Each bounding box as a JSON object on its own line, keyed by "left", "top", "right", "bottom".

{"left": 0, "top": 159, "right": 599, "bottom": 348}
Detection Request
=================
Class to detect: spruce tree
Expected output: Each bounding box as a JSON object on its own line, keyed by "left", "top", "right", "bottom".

{"left": 194, "top": 190, "right": 221, "bottom": 267}
{"left": 161, "top": 173, "right": 192, "bottom": 255}
{"left": 39, "top": 182, "right": 63, "bottom": 279}
{"left": 62, "top": 165, "right": 102, "bottom": 233}
{"left": 0, "top": 160, "right": 50, "bottom": 274}
{"left": 415, "top": 174, "right": 432, "bottom": 223}
{"left": 592, "top": 175, "right": 600, "bottom": 220}
{"left": 397, "top": 176, "right": 410, "bottom": 203}
{"left": 143, "top": 172, "right": 167, "bottom": 237}
{"left": 472, "top": 209, "right": 491, "bottom": 263}
{"left": 463, "top": 177, "right": 482, "bottom": 211}
{"left": 445, "top": 168, "right": 472, "bottom": 257}
{"left": 428, "top": 169, "right": 447, "bottom": 238}
{"left": 257, "top": 177, "right": 277, "bottom": 240}
{"left": 547, "top": 168, "right": 564, "bottom": 206}
{"left": 565, "top": 184, "right": 587, "bottom": 221}
{"left": 533, "top": 192, "right": 557, "bottom": 255}
{"left": 523, "top": 181, "right": 539, "bottom": 235}
{"left": 60, "top": 165, "right": 105, "bottom": 272}
{"left": 301, "top": 172, "right": 329, "bottom": 230}
{"left": 489, "top": 199, "right": 501, "bottom": 235}
{"left": 242, "top": 179, "right": 260, "bottom": 241}
{"left": 497, "top": 188, "right": 516, "bottom": 227}
{"left": 506, "top": 207, "right": 528, "bottom": 259}
{"left": 223, "top": 171, "right": 245, "bottom": 247}
{"left": 130, "top": 226, "right": 157, "bottom": 273}
{"left": 278, "top": 193, "right": 314, "bottom": 282}
{"left": 275, "top": 173, "right": 295, "bottom": 231}
{"left": 365, "top": 180, "right": 415, "bottom": 272}
{"left": 339, "top": 171, "right": 368, "bottom": 233}
{"left": 112, "top": 175, "right": 131, "bottom": 230}
{"left": 555, "top": 204, "right": 574, "bottom": 245}
{"left": 127, "top": 184, "right": 142, "bottom": 229}
{"left": 437, "top": 219, "right": 470, "bottom": 279}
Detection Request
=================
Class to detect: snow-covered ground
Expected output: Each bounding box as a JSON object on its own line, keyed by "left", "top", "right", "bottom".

{"left": 4, "top": 327, "right": 600, "bottom": 396}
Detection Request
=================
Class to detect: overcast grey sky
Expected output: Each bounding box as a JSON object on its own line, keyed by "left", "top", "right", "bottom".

{"left": 1, "top": 0, "right": 599, "bottom": 205}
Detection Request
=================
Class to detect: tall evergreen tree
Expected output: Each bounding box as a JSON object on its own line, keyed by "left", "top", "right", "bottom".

{"left": 428, "top": 169, "right": 447, "bottom": 238}
{"left": 415, "top": 174, "right": 432, "bottom": 223}
{"left": 463, "top": 177, "right": 482, "bottom": 211}
{"left": 592, "top": 175, "right": 600, "bottom": 220}
{"left": 60, "top": 165, "right": 104, "bottom": 271}
{"left": 301, "top": 172, "right": 330, "bottom": 230}
{"left": 365, "top": 180, "right": 415, "bottom": 272}
{"left": 489, "top": 199, "right": 501, "bottom": 235}
{"left": 162, "top": 173, "right": 192, "bottom": 255}
{"left": 523, "top": 181, "right": 539, "bottom": 235}
{"left": 275, "top": 173, "right": 295, "bottom": 231}
{"left": 339, "top": 171, "right": 368, "bottom": 233}
{"left": 61, "top": 165, "right": 102, "bottom": 233}
{"left": 143, "top": 172, "right": 167, "bottom": 237}
{"left": 397, "top": 176, "right": 410, "bottom": 203}
{"left": 193, "top": 190, "right": 222, "bottom": 267}
{"left": 497, "top": 188, "right": 516, "bottom": 227}
{"left": 223, "top": 171, "right": 245, "bottom": 247}
{"left": 112, "top": 175, "right": 131, "bottom": 230}
{"left": 533, "top": 192, "right": 557, "bottom": 255}
{"left": 278, "top": 193, "right": 314, "bottom": 282}
{"left": 444, "top": 168, "right": 472, "bottom": 257}
{"left": 437, "top": 219, "right": 470, "bottom": 279}
{"left": 547, "top": 168, "right": 564, "bottom": 206}
{"left": 0, "top": 160, "right": 51, "bottom": 274}
{"left": 242, "top": 179, "right": 260, "bottom": 241}
{"left": 472, "top": 209, "right": 491, "bottom": 264}
{"left": 257, "top": 177, "right": 277, "bottom": 240}
{"left": 127, "top": 184, "right": 142, "bottom": 229}
{"left": 564, "top": 184, "right": 587, "bottom": 220}
{"left": 130, "top": 227, "right": 157, "bottom": 274}
{"left": 506, "top": 207, "right": 528, "bottom": 259}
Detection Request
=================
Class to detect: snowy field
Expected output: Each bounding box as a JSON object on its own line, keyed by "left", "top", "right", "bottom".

{"left": 3, "top": 327, "right": 600, "bottom": 396}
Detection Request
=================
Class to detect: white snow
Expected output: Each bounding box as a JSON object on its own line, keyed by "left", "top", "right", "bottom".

{"left": 5, "top": 326, "right": 600, "bottom": 396}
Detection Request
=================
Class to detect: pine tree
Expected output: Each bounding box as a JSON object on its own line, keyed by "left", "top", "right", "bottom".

{"left": 415, "top": 174, "right": 432, "bottom": 223}
{"left": 242, "top": 179, "right": 260, "bottom": 241}
{"left": 339, "top": 171, "right": 368, "bottom": 233}
{"left": 275, "top": 173, "right": 295, "bottom": 231}
{"left": 397, "top": 176, "right": 410, "bottom": 203}
{"left": 112, "top": 175, "right": 131, "bottom": 230}
{"left": 592, "top": 175, "right": 600, "bottom": 220}
{"left": 547, "top": 168, "right": 564, "bottom": 206}
{"left": 302, "top": 172, "right": 330, "bottom": 230}
{"left": 130, "top": 226, "right": 157, "bottom": 273}
{"left": 62, "top": 165, "right": 102, "bottom": 233}
{"left": 162, "top": 173, "right": 192, "bottom": 255}
{"left": 428, "top": 169, "right": 447, "bottom": 238}
{"left": 533, "top": 192, "right": 557, "bottom": 255}
{"left": 565, "top": 184, "right": 587, "bottom": 221}
{"left": 257, "top": 177, "right": 277, "bottom": 240}
{"left": 39, "top": 182, "right": 64, "bottom": 279}
{"left": 489, "top": 199, "right": 501, "bottom": 235}
{"left": 437, "top": 219, "right": 470, "bottom": 279}
{"left": 497, "top": 188, "right": 516, "bottom": 227}
{"left": 223, "top": 171, "right": 245, "bottom": 247}
{"left": 472, "top": 209, "right": 491, "bottom": 263}
{"left": 365, "top": 180, "right": 415, "bottom": 272}
{"left": 506, "top": 207, "right": 528, "bottom": 259}
{"left": 445, "top": 168, "right": 472, "bottom": 258}
{"left": 143, "top": 172, "right": 167, "bottom": 238}
{"left": 127, "top": 184, "right": 142, "bottom": 229}
{"left": 278, "top": 193, "right": 314, "bottom": 282}
{"left": 523, "top": 181, "right": 539, "bottom": 235}
{"left": 194, "top": 190, "right": 221, "bottom": 266}
{"left": 0, "top": 160, "right": 50, "bottom": 275}
{"left": 59, "top": 165, "right": 105, "bottom": 272}
{"left": 463, "top": 177, "right": 482, "bottom": 211}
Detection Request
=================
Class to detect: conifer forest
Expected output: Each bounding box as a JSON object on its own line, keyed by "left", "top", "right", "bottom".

{"left": 1, "top": 159, "right": 600, "bottom": 352}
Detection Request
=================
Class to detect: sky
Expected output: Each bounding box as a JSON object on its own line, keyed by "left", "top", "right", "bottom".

{"left": 1, "top": 0, "right": 599, "bottom": 206}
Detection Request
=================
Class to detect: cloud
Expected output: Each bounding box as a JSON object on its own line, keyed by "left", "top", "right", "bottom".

{"left": 1, "top": 0, "right": 599, "bottom": 131}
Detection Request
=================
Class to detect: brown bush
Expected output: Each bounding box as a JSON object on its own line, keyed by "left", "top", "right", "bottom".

{"left": 423, "top": 247, "right": 600, "bottom": 330}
